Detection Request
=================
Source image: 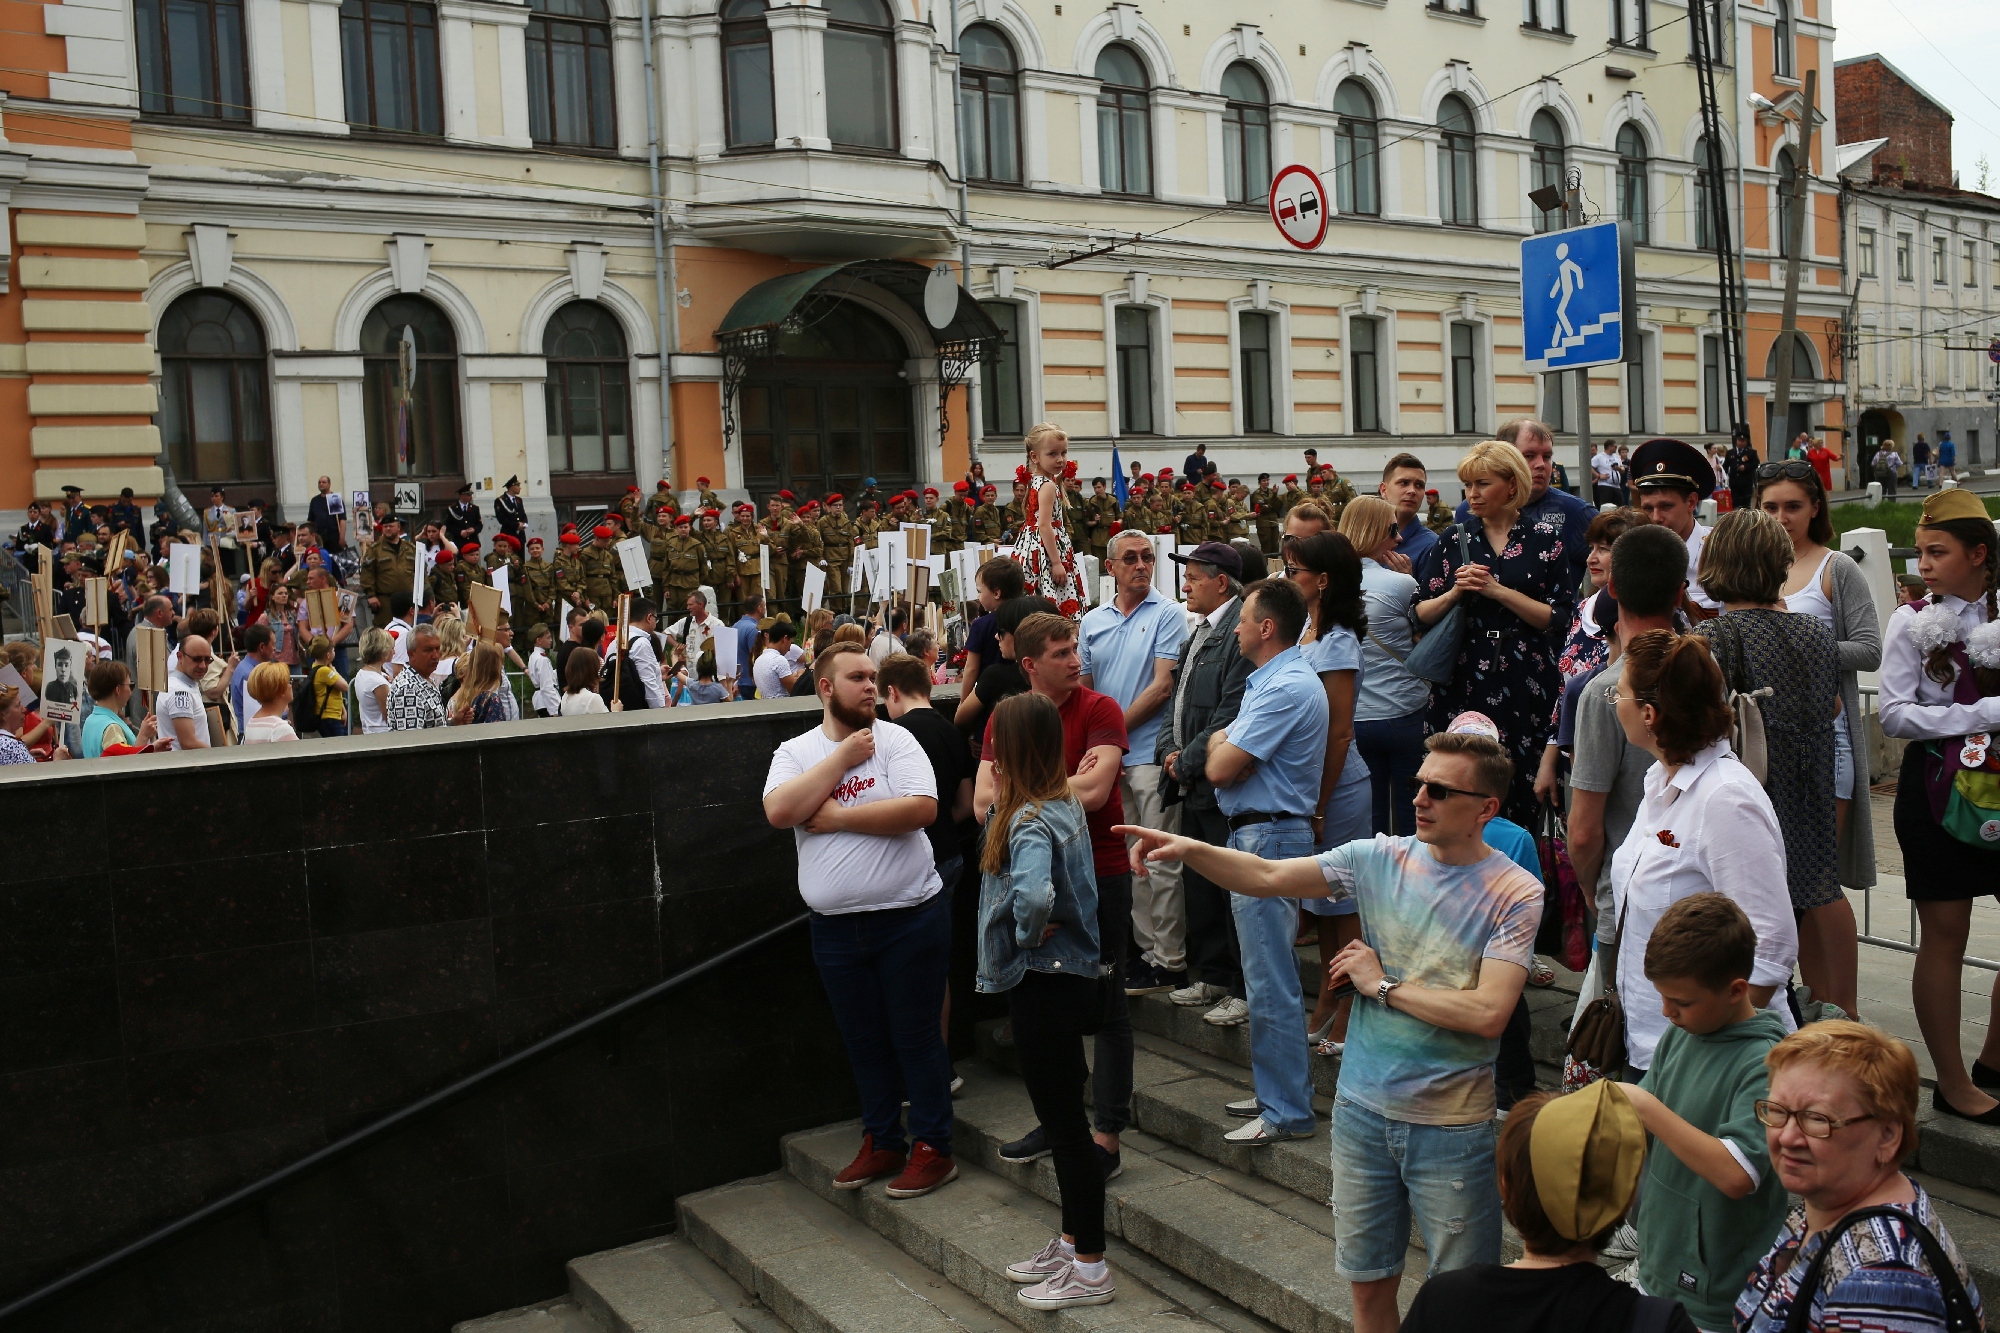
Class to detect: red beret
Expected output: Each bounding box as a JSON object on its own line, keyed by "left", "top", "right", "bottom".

{"left": 827, "top": 493, "right": 843, "bottom": 502}
{"left": 625, "top": 485, "right": 640, "bottom": 494}
{"left": 1426, "top": 489, "right": 1440, "bottom": 497}
{"left": 697, "top": 476, "right": 711, "bottom": 486}
{"left": 592, "top": 525, "right": 614, "bottom": 539}
{"left": 558, "top": 531, "right": 580, "bottom": 545}
{"left": 953, "top": 480, "right": 970, "bottom": 493}
{"left": 800, "top": 499, "right": 820, "bottom": 511}
{"left": 495, "top": 533, "right": 520, "bottom": 549}
{"left": 438, "top": 543, "right": 458, "bottom": 560}
{"left": 527, "top": 536, "right": 543, "bottom": 546}
{"left": 861, "top": 498, "right": 879, "bottom": 509}
{"left": 1283, "top": 474, "right": 1297, "bottom": 483}
{"left": 733, "top": 501, "right": 754, "bottom": 512}
{"left": 1159, "top": 466, "right": 1175, "bottom": 476}
{"left": 1141, "top": 472, "right": 1155, "bottom": 481}
{"left": 703, "top": 507, "right": 721, "bottom": 518}
{"left": 924, "top": 487, "right": 939, "bottom": 497}
{"left": 560, "top": 522, "right": 577, "bottom": 532}
{"left": 981, "top": 484, "right": 997, "bottom": 496}
{"left": 459, "top": 542, "right": 480, "bottom": 556}
{"left": 655, "top": 480, "right": 670, "bottom": 490}
{"left": 674, "top": 514, "right": 692, "bottom": 526}
{"left": 1180, "top": 483, "right": 1194, "bottom": 493}
{"left": 777, "top": 489, "right": 795, "bottom": 501}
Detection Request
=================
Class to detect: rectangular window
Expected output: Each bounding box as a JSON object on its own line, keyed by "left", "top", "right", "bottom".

{"left": 979, "top": 300, "right": 1023, "bottom": 437}
{"left": 1613, "top": 0, "right": 1649, "bottom": 47}
{"left": 1896, "top": 233, "right": 1913, "bottom": 282}
{"left": 1933, "top": 235, "right": 1949, "bottom": 285}
{"left": 1627, "top": 339, "right": 1649, "bottom": 433}
{"left": 1239, "top": 311, "right": 1274, "bottom": 433}
{"left": 1115, "top": 306, "right": 1155, "bottom": 435}
{"left": 1450, "top": 323, "right": 1478, "bottom": 433}
{"left": 1858, "top": 228, "right": 1876, "bottom": 278}
{"left": 1522, "top": 0, "right": 1566, "bottom": 30}
{"left": 1541, "top": 374, "right": 1566, "bottom": 432}
{"left": 1349, "top": 316, "right": 1381, "bottom": 433}
{"left": 1702, "top": 337, "right": 1723, "bottom": 434}
{"left": 1966, "top": 239, "right": 1979, "bottom": 287}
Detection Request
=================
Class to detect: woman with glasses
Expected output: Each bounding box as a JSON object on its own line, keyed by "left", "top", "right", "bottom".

{"left": 1757, "top": 461, "right": 1880, "bottom": 1020}
{"left": 1734, "top": 1022, "right": 1984, "bottom": 1333}
{"left": 1607, "top": 630, "right": 1797, "bottom": 1075}
{"left": 1338, "top": 497, "right": 1428, "bottom": 838}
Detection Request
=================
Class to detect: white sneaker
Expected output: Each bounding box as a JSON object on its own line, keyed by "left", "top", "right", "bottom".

{"left": 1204, "top": 997, "right": 1249, "bottom": 1026}
{"left": 1171, "top": 981, "right": 1226, "bottom": 1008}
{"left": 1006, "top": 1236, "right": 1071, "bottom": 1284}
{"left": 1017, "top": 1261, "right": 1116, "bottom": 1310}
{"left": 1602, "top": 1221, "right": 1639, "bottom": 1260}
{"left": 1224, "top": 1096, "right": 1262, "bottom": 1118}
{"left": 1222, "top": 1116, "right": 1312, "bottom": 1146}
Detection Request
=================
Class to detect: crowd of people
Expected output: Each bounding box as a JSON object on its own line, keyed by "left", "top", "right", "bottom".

{"left": 760, "top": 420, "right": 2000, "bottom": 1333}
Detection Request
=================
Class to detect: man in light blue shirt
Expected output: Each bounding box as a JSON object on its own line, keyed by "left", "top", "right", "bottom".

{"left": 1080, "top": 529, "right": 1190, "bottom": 992}
{"left": 734, "top": 595, "right": 763, "bottom": 697}
{"left": 1203, "top": 577, "right": 1326, "bottom": 1146}
{"left": 230, "top": 622, "right": 276, "bottom": 735}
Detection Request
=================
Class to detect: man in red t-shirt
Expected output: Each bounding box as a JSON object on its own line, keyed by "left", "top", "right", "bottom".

{"left": 977, "top": 611, "right": 1135, "bottom": 1178}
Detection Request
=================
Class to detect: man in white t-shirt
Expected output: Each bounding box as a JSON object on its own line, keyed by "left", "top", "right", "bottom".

{"left": 160, "top": 635, "right": 213, "bottom": 750}
{"left": 753, "top": 621, "right": 805, "bottom": 699}
{"left": 763, "top": 643, "right": 956, "bottom": 1200}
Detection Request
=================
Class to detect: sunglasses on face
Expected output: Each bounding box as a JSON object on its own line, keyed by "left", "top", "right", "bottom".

{"left": 1117, "top": 552, "right": 1156, "bottom": 565}
{"left": 1407, "top": 777, "right": 1487, "bottom": 802}
{"left": 1755, "top": 460, "right": 1818, "bottom": 483}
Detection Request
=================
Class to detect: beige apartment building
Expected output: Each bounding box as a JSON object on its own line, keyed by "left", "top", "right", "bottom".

{"left": 1, "top": 0, "right": 1844, "bottom": 533}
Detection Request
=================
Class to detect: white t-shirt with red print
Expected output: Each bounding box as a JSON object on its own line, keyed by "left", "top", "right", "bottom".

{"left": 764, "top": 719, "right": 942, "bottom": 914}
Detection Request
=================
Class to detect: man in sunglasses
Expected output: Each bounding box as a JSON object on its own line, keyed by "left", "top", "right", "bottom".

{"left": 160, "top": 635, "right": 213, "bottom": 751}
{"left": 1116, "top": 725, "right": 1540, "bottom": 1333}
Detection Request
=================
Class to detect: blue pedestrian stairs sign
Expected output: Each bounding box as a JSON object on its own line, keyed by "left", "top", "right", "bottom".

{"left": 1522, "top": 221, "right": 1635, "bottom": 372}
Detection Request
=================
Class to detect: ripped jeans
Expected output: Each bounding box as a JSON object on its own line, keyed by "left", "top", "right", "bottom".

{"left": 1328, "top": 1093, "right": 1501, "bottom": 1282}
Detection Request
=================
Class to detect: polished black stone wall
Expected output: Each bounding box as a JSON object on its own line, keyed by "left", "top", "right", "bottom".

{"left": 0, "top": 700, "right": 849, "bottom": 1333}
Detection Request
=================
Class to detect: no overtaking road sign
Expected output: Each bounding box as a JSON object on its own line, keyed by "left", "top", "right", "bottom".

{"left": 1269, "top": 164, "right": 1328, "bottom": 251}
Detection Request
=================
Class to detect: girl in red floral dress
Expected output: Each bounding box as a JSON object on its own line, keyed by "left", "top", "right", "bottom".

{"left": 1018, "top": 423, "right": 1087, "bottom": 619}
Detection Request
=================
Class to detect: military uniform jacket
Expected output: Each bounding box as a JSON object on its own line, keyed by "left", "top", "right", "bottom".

{"left": 970, "top": 504, "right": 1003, "bottom": 542}
{"left": 661, "top": 532, "right": 706, "bottom": 588}
{"left": 724, "top": 524, "right": 762, "bottom": 585}
{"left": 785, "top": 518, "right": 825, "bottom": 570}
{"left": 698, "top": 530, "right": 734, "bottom": 585}
{"left": 554, "top": 550, "right": 585, "bottom": 602}
{"left": 359, "top": 536, "right": 416, "bottom": 601}
{"left": 521, "top": 557, "right": 559, "bottom": 617}
{"left": 1001, "top": 500, "right": 1025, "bottom": 540}
{"left": 819, "top": 514, "right": 857, "bottom": 564}
{"left": 580, "top": 544, "right": 625, "bottom": 605}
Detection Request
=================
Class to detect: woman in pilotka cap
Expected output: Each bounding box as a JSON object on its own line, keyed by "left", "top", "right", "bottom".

{"left": 1401, "top": 1080, "right": 1695, "bottom": 1333}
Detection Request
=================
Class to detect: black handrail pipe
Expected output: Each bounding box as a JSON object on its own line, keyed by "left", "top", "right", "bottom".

{"left": 0, "top": 910, "right": 813, "bottom": 1326}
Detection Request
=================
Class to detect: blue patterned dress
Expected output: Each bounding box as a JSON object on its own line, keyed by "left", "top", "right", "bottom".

{"left": 1417, "top": 511, "right": 1576, "bottom": 824}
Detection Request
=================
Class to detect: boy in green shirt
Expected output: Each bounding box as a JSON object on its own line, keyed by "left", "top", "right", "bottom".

{"left": 1620, "top": 893, "right": 1791, "bottom": 1332}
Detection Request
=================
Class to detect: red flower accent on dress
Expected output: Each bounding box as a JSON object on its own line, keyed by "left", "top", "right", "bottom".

{"left": 1062, "top": 460, "right": 1078, "bottom": 481}
{"left": 1059, "top": 599, "right": 1081, "bottom": 618}
{"left": 1015, "top": 464, "right": 1032, "bottom": 486}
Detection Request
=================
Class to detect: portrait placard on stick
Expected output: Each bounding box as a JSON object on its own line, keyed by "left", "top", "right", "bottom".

{"left": 169, "top": 542, "right": 203, "bottom": 596}
{"left": 490, "top": 564, "right": 512, "bottom": 613}
{"left": 900, "top": 523, "right": 930, "bottom": 564}
{"left": 40, "top": 639, "right": 87, "bottom": 724}
{"left": 133, "top": 625, "right": 169, "bottom": 694}
{"left": 713, "top": 623, "right": 738, "bottom": 681}
{"left": 51, "top": 614, "right": 77, "bottom": 641}
{"left": 615, "top": 537, "right": 653, "bottom": 590}
{"left": 306, "top": 586, "right": 340, "bottom": 632}
{"left": 83, "top": 577, "right": 109, "bottom": 627}
{"left": 800, "top": 563, "right": 826, "bottom": 614}
{"left": 467, "top": 583, "right": 503, "bottom": 643}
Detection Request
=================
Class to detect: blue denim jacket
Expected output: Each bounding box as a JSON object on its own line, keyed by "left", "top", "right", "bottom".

{"left": 975, "top": 796, "right": 1104, "bottom": 993}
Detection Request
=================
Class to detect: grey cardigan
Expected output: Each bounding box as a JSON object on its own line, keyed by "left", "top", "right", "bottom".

{"left": 1822, "top": 550, "right": 1882, "bottom": 889}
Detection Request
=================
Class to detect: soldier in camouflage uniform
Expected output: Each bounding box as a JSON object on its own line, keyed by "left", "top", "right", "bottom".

{"left": 485, "top": 532, "right": 523, "bottom": 594}
{"left": 1063, "top": 476, "right": 1088, "bottom": 554}
{"left": 819, "top": 495, "right": 856, "bottom": 608}
{"left": 927, "top": 487, "right": 964, "bottom": 559}
{"left": 660, "top": 513, "right": 707, "bottom": 611}
{"left": 786, "top": 500, "right": 826, "bottom": 602}
{"left": 1220, "top": 480, "right": 1250, "bottom": 544}
{"left": 696, "top": 506, "right": 733, "bottom": 601}
{"left": 946, "top": 481, "right": 975, "bottom": 547}
{"left": 1425, "top": 489, "right": 1456, "bottom": 534}
{"left": 724, "top": 502, "right": 762, "bottom": 614}
{"left": 1084, "top": 478, "right": 1117, "bottom": 560}
{"left": 694, "top": 476, "right": 722, "bottom": 515}
{"left": 1323, "top": 470, "right": 1357, "bottom": 522}
{"left": 456, "top": 542, "right": 491, "bottom": 601}
{"left": 1001, "top": 481, "right": 1026, "bottom": 542}
{"left": 580, "top": 524, "right": 626, "bottom": 608}
{"left": 1278, "top": 475, "right": 1304, "bottom": 521}
{"left": 425, "top": 542, "right": 463, "bottom": 610}
{"left": 520, "top": 535, "right": 560, "bottom": 630}
{"left": 554, "top": 526, "right": 586, "bottom": 607}
{"left": 970, "top": 485, "right": 1003, "bottom": 543}
{"left": 1250, "top": 474, "right": 1281, "bottom": 554}
{"left": 358, "top": 517, "right": 415, "bottom": 616}
{"left": 644, "top": 481, "right": 679, "bottom": 529}
{"left": 762, "top": 492, "right": 793, "bottom": 606}
{"left": 1120, "top": 480, "right": 1151, "bottom": 535}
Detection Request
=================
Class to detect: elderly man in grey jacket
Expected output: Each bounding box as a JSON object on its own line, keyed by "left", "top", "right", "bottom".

{"left": 1154, "top": 541, "right": 1256, "bottom": 1026}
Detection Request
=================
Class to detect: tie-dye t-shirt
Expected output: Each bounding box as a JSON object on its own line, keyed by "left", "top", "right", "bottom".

{"left": 1316, "top": 834, "right": 1543, "bottom": 1125}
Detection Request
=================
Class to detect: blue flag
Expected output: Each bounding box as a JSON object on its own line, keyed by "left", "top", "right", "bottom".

{"left": 1112, "top": 444, "right": 1128, "bottom": 507}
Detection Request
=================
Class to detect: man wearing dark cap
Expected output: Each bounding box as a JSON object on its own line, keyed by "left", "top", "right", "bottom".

{"left": 445, "top": 483, "right": 482, "bottom": 546}
{"left": 1723, "top": 425, "right": 1759, "bottom": 513}
{"left": 495, "top": 476, "right": 527, "bottom": 543}
{"left": 1156, "top": 541, "right": 1253, "bottom": 1027}
{"left": 1627, "top": 437, "right": 1720, "bottom": 613}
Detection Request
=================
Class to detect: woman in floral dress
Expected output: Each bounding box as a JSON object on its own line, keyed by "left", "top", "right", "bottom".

{"left": 1017, "top": 423, "right": 1087, "bottom": 619}
{"left": 1415, "top": 441, "right": 1575, "bottom": 825}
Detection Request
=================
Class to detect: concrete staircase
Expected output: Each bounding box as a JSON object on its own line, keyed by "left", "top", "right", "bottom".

{"left": 460, "top": 967, "right": 2000, "bottom": 1333}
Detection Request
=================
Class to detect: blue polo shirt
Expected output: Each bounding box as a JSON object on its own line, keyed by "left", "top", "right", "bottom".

{"left": 1395, "top": 514, "right": 1439, "bottom": 574}
{"left": 1078, "top": 585, "right": 1187, "bottom": 769}
{"left": 1455, "top": 485, "right": 1591, "bottom": 590}
{"left": 733, "top": 614, "right": 758, "bottom": 694}
{"left": 1217, "top": 644, "right": 1328, "bottom": 818}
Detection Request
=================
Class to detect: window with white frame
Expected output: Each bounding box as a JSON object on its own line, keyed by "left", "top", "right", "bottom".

{"left": 1773, "top": 0, "right": 1793, "bottom": 78}
{"left": 1096, "top": 46, "right": 1153, "bottom": 196}
{"left": 1530, "top": 111, "right": 1566, "bottom": 233}
{"left": 824, "top": 0, "right": 896, "bottom": 150}
{"left": 979, "top": 300, "right": 1024, "bottom": 436}
{"left": 1612, "top": 0, "right": 1649, "bottom": 48}
{"left": 1896, "top": 232, "right": 1913, "bottom": 282}
{"left": 1965, "top": 238, "right": 1979, "bottom": 287}
{"left": 1334, "top": 81, "right": 1381, "bottom": 216}
{"left": 1933, "top": 235, "right": 1949, "bottom": 285}
{"left": 1626, "top": 338, "right": 1650, "bottom": 433}
{"left": 1702, "top": 335, "right": 1725, "bottom": 433}
{"left": 1221, "top": 64, "right": 1272, "bottom": 205}
{"left": 1450, "top": 323, "right": 1480, "bottom": 432}
{"left": 961, "top": 25, "right": 1022, "bottom": 183}
{"left": 1349, "top": 316, "right": 1383, "bottom": 432}
{"left": 1239, "top": 311, "right": 1275, "bottom": 433}
{"left": 1857, "top": 227, "right": 1876, "bottom": 278}
{"left": 1541, "top": 373, "right": 1566, "bottom": 432}
{"left": 1523, "top": 0, "right": 1567, "bottom": 33}
{"left": 1617, "top": 125, "right": 1650, "bottom": 242}
{"left": 1437, "top": 95, "right": 1478, "bottom": 227}
{"left": 1775, "top": 148, "right": 1797, "bottom": 257}
{"left": 1115, "top": 306, "right": 1157, "bottom": 434}
{"left": 722, "top": 0, "right": 775, "bottom": 147}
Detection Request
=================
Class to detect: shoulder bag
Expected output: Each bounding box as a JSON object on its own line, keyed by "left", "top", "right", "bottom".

{"left": 1709, "top": 615, "right": 1773, "bottom": 785}
{"left": 1536, "top": 804, "right": 1592, "bottom": 973}
{"left": 1776, "top": 1205, "right": 1979, "bottom": 1333}
{"left": 1403, "top": 525, "right": 1474, "bottom": 685}
{"left": 1562, "top": 893, "right": 1627, "bottom": 1093}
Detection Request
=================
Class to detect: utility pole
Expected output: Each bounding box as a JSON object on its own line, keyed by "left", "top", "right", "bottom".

{"left": 1568, "top": 168, "right": 1594, "bottom": 491}
{"left": 1770, "top": 68, "right": 1818, "bottom": 460}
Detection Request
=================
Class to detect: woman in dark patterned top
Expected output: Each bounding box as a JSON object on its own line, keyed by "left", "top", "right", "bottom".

{"left": 1735, "top": 1023, "right": 1983, "bottom": 1333}
{"left": 1416, "top": 441, "right": 1576, "bottom": 824}
{"left": 1693, "top": 510, "right": 1841, "bottom": 918}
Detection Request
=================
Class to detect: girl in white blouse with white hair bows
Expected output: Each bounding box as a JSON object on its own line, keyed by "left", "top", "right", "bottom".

{"left": 1605, "top": 629, "right": 1798, "bottom": 1073}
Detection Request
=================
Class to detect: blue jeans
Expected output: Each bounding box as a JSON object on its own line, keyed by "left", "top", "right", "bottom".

{"left": 1355, "top": 713, "right": 1427, "bottom": 838}
{"left": 1330, "top": 1094, "right": 1501, "bottom": 1281}
{"left": 1227, "top": 818, "right": 1316, "bottom": 1136}
{"left": 810, "top": 888, "right": 955, "bottom": 1157}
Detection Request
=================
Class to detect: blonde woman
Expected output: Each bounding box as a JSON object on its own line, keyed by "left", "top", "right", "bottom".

{"left": 240, "top": 661, "right": 297, "bottom": 744}
{"left": 448, "top": 641, "right": 511, "bottom": 725}
{"left": 429, "top": 614, "right": 468, "bottom": 686}
{"left": 353, "top": 628, "right": 395, "bottom": 734}
{"left": 1413, "top": 440, "right": 1576, "bottom": 821}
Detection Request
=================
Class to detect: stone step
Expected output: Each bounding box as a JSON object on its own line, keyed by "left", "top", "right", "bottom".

{"left": 783, "top": 1121, "right": 1284, "bottom": 1333}
{"left": 453, "top": 1233, "right": 786, "bottom": 1333}
{"left": 678, "top": 1172, "right": 1022, "bottom": 1333}
{"left": 1910, "top": 1167, "right": 2000, "bottom": 1304}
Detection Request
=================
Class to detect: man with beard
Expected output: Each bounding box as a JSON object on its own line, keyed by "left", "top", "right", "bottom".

{"left": 763, "top": 644, "right": 956, "bottom": 1199}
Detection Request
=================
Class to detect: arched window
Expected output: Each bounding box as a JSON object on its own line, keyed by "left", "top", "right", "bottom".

{"left": 527, "top": 0, "right": 615, "bottom": 149}
{"left": 1616, "top": 122, "right": 1650, "bottom": 243}
{"left": 722, "top": 0, "right": 774, "bottom": 147}
{"left": 1333, "top": 80, "right": 1379, "bottom": 216}
{"left": 825, "top": 0, "right": 895, "bottom": 150}
{"left": 961, "top": 24, "right": 1020, "bottom": 183}
{"left": 361, "top": 296, "right": 461, "bottom": 483}
{"left": 1694, "top": 133, "right": 1723, "bottom": 250}
{"left": 1095, "top": 45, "right": 1152, "bottom": 196}
{"left": 158, "top": 292, "right": 271, "bottom": 486}
{"left": 1772, "top": 0, "right": 1793, "bottom": 78}
{"left": 136, "top": 0, "right": 248, "bottom": 121}
{"left": 1530, "top": 109, "right": 1565, "bottom": 232}
{"left": 543, "top": 302, "right": 631, "bottom": 477}
{"left": 1765, "top": 332, "right": 1815, "bottom": 380}
{"left": 1775, "top": 146, "right": 1797, "bottom": 257}
{"left": 1221, "top": 63, "right": 1271, "bottom": 205}
{"left": 340, "top": 0, "right": 442, "bottom": 134}
{"left": 1437, "top": 94, "right": 1477, "bottom": 226}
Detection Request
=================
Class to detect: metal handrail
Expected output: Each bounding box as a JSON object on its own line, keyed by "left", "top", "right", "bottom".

{"left": 0, "top": 909, "right": 812, "bottom": 1325}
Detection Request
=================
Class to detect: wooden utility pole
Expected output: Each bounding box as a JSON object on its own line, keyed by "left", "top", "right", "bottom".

{"left": 1770, "top": 69, "right": 1818, "bottom": 459}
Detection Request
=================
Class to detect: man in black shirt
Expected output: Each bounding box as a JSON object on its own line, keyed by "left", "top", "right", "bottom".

{"left": 1723, "top": 426, "right": 1759, "bottom": 513}
{"left": 495, "top": 476, "right": 527, "bottom": 542}
{"left": 307, "top": 475, "right": 347, "bottom": 552}
{"left": 878, "top": 653, "right": 976, "bottom": 877}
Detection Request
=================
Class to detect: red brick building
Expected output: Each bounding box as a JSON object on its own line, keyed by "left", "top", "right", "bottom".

{"left": 1834, "top": 55, "right": 1955, "bottom": 191}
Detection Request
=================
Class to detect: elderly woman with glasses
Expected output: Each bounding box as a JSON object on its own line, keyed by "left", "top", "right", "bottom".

{"left": 1734, "top": 1022, "right": 1984, "bottom": 1333}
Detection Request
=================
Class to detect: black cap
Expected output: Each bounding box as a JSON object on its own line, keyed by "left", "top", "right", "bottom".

{"left": 1169, "top": 540, "right": 1243, "bottom": 581}
{"left": 504, "top": 475, "right": 520, "bottom": 488}
{"left": 457, "top": 483, "right": 473, "bottom": 495}
{"left": 61, "top": 484, "right": 83, "bottom": 496}
{"left": 1628, "top": 438, "right": 1715, "bottom": 499}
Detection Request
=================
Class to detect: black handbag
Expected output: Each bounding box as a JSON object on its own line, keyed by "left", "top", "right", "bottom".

{"left": 1776, "top": 1205, "right": 1979, "bottom": 1333}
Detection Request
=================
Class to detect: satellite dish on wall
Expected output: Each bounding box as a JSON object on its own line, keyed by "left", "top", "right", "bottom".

{"left": 923, "top": 264, "right": 958, "bottom": 331}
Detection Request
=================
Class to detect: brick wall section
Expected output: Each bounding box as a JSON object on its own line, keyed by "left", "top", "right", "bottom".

{"left": 1836, "top": 57, "right": 1954, "bottom": 190}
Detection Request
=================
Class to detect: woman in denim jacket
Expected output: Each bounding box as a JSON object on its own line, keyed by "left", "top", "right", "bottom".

{"left": 977, "top": 693, "right": 1115, "bottom": 1312}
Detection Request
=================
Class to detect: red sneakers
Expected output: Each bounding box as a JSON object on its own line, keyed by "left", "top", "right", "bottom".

{"left": 831, "top": 1134, "right": 904, "bottom": 1191}
{"left": 884, "top": 1141, "right": 958, "bottom": 1198}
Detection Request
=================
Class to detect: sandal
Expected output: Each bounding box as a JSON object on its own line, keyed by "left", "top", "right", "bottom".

{"left": 1309, "top": 1014, "right": 1343, "bottom": 1057}
{"left": 1528, "top": 956, "right": 1556, "bottom": 987}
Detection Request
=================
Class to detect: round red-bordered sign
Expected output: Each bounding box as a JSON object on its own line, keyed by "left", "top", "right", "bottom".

{"left": 1268, "top": 164, "right": 1329, "bottom": 251}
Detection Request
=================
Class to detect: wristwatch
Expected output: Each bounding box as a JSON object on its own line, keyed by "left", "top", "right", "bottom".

{"left": 1374, "top": 976, "right": 1400, "bottom": 1006}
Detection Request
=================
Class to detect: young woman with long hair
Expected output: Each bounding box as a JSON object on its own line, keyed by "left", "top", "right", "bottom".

{"left": 449, "top": 641, "right": 511, "bottom": 725}
{"left": 1881, "top": 489, "right": 2000, "bottom": 1123}
{"left": 1285, "top": 530, "right": 1373, "bottom": 1053}
{"left": 979, "top": 692, "right": 1116, "bottom": 1311}
{"left": 1337, "top": 496, "right": 1428, "bottom": 837}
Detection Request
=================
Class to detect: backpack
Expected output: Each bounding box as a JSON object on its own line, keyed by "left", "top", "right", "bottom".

{"left": 598, "top": 645, "right": 651, "bottom": 709}
{"left": 291, "top": 670, "right": 321, "bottom": 736}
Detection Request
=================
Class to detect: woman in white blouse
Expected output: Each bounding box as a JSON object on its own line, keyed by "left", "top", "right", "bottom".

{"left": 1880, "top": 488, "right": 2000, "bottom": 1124}
{"left": 1607, "top": 629, "right": 1798, "bottom": 1073}
{"left": 353, "top": 628, "right": 395, "bottom": 735}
